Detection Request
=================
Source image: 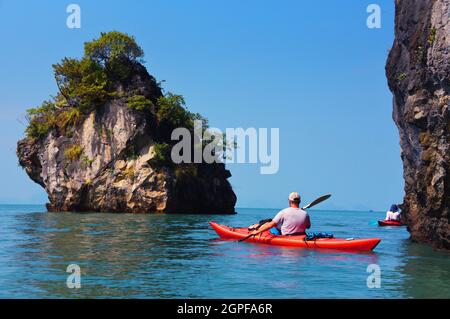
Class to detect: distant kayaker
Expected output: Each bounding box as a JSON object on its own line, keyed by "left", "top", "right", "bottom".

{"left": 385, "top": 204, "right": 401, "bottom": 221}
{"left": 249, "top": 192, "right": 311, "bottom": 236}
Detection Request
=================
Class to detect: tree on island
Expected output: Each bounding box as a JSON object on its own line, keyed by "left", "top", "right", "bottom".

{"left": 26, "top": 31, "right": 204, "bottom": 145}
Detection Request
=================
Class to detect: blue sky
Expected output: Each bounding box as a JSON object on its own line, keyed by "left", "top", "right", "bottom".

{"left": 0, "top": 0, "right": 402, "bottom": 210}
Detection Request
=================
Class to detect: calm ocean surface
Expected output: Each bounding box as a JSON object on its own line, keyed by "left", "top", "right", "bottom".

{"left": 0, "top": 205, "right": 448, "bottom": 298}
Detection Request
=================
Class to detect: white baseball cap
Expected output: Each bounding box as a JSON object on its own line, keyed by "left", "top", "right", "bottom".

{"left": 288, "top": 192, "right": 301, "bottom": 202}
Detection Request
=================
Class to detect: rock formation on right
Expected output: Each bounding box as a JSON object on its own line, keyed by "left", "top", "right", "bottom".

{"left": 386, "top": 0, "right": 449, "bottom": 249}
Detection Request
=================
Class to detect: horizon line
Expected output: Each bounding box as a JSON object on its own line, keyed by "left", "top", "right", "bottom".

{"left": 0, "top": 203, "right": 385, "bottom": 213}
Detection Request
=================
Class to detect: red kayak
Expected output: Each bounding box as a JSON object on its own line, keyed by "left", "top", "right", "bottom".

{"left": 210, "top": 222, "right": 381, "bottom": 251}
{"left": 378, "top": 220, "right": 405, "bottom": 226}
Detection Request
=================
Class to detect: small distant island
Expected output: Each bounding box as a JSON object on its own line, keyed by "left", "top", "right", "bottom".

{"left": 17, "top": 31, "right": 236, "bottom": 214}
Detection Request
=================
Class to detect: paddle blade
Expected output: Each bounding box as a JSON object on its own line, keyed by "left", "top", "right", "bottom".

{"left": 302, "top": 194, "right": 331, "bottom": 210}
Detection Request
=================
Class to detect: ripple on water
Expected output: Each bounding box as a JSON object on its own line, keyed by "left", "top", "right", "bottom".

{"left": 0, "top": 206, "right": 448, "bottom": 298}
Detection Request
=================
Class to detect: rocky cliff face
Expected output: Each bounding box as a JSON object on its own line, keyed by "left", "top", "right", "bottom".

{"left": 17, "top": 33, "right": 236, "bottom": 214}
{"left": 386, "top": 0, "right": 450, "bottom": 249}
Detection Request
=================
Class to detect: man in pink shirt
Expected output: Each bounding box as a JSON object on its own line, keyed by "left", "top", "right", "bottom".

{"left": 250, "top": 192, "right": 311, "bottom": 236}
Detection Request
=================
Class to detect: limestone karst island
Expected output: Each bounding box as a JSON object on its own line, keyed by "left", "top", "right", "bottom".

{"left": 17, "top": 31, "right": 236, "bottom": 214}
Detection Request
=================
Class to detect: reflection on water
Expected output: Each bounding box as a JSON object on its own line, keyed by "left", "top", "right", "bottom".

{"left": 0, "top": 205, "right": 448, "bottom": 298}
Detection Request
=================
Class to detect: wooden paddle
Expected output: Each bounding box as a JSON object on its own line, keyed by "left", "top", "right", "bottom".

{"left": 238, "top": 194, "right": 332, "bottom": 242}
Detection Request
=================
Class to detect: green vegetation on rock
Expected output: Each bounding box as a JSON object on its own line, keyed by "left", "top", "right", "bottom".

{"left": 81, "top": 155, "right": 94, "bottom": 168}
{"left": 126, "top": 95, "right": 154, "bottom": 111}
{"left": 59, "top": 108, "right": 83, "bottom": 131}
{"left": 84, "top": 31, "right": 144, "bottom": 66}
{"left": 64, "top": 145, "right": 83, "bottom": 161}
{"left": 125, "top": 145, "right": 139, "bottom": 160}
{"left": 123, "top": 165, "right": 136, "bottom": 180}
{"left": 24, "top": 31, "right": 146, "bottom": 139}
{"left": 156, "top": 93, "right": 192, "bottom": 128}
{"left": 24, "top": 30, "right": 205, "bottom": 145}
{"left": 151, "top": 143, "right": 171, "bottom": 166}
{"left": 397, "top": 72, "right": 407, "bottom": 82}
{"left": 26, "top": 102, "right": 85, "bottom": 139}
{"left": 428, "top": 27, "right": 437, "bottom": 45}
{"left": 156, "top": 93, "right": 208, "bottom": 131}
{"left": 53, "top": 57, "right": 110, "bottom": 111}
{"left": 25, "top": 101, "right": 58, "bottom": 139}
{"left": 21, "top": 31, "right": 232, "bottom": 171}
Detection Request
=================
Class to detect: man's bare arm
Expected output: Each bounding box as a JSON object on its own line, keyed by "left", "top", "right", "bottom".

{"left": 252, "top": 221, "right": 277, "bottom": 235}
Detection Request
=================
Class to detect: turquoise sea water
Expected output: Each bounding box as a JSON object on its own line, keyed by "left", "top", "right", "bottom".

{"left": 0, "top": 205, "right": 448, "bottom": 298}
